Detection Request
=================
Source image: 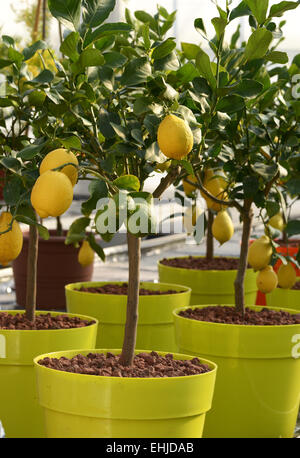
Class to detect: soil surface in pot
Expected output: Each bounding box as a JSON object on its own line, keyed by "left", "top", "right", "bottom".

{"left": 0, "top": 313, "right": 95, "bottom": 330}
{"left": 78, "top": 283, "right": 184, "bottom": 295}
{"left": 179, "top": 306, "right": 300, "bottom": 325}
{"left": 38, "top": 351, "right": 211, "bottom": 377}
{"left": 160, "top": 256, "right": 242, "bottom": 270}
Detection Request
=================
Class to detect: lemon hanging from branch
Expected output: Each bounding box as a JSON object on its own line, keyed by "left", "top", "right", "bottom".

{"left": 212, "top": 210, "right": 234, "bottom": 245}
{"left": 31, "top": 171, "right": 73, "bottom": 218}
{"left": 40, "top": 148, "right": 79, "bottom": 186}
{"left": 78, "top": 240, "right": 95, "bottom": 267}
{"left": 256, "top": 266, "right": 278, "bottom": 294}
{"left": 0, "top": 212, "right": 23, "bottom": 266}
{"left": 248, "top": 235, "right": 273, "bottom": 271}
{"left": 277, "top": 262, "right": 297, "bottom": 289}
{"left": 157, "top": 114, "right": 194, "bottom": 160}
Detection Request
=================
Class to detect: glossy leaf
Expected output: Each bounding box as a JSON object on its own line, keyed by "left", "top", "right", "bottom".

{"left": 48, "top": 0, "right": 81, "bottom": 31}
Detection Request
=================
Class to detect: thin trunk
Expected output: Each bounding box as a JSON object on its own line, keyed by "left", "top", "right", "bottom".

{"left": 119, "top": 233, "right": 141, "bottom": 366}
{"left": 25, "top": 224, "right": 39, "bottom": 322}
{"left": 58, "top": 22, "right": 63, "bottom": 47}
{"left": 234, "top": 200, "right": 253, "bottom": 315}
{"left": 33, "top": 0, "right": 42, "bottom": 42}
{"left": 42, "top": 0, "right": 47, "bottom": 40}
{"left": 56, "top": 216, "right": 63, "bottom": 236}
{"left": 206, "top": 210, "right": 214, "bottom": 261}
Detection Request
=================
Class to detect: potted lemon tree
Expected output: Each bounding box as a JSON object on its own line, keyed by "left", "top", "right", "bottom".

{"left": 172, "top": 0, "right": 300, "bottom": 438}
{"left": 34, "top": 0, "right": 217, "bottom": 438}
{"left": 0, "top": 36, "right": 98, "bottom": 438}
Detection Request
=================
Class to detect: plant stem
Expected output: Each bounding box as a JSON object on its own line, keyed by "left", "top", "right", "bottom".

{"left": 32, "top": 0, "right": 42, "bottom": 42}
{"left": 234, "top": 199, "right": 253, "bottom": 315}
{"left": 42, "top": 0, "right": 47, "bottom": 40}
{"left": 206, "top": 210, "right": 214, "bottom": 261}
{"left": 119, "top": 233, "right": 141, "bottom": 366}
{"left": 25, "top": 224, "right": 39, "bottom": 322}
{"left": 56, "top": 216, "right": 63, "bottom": 236}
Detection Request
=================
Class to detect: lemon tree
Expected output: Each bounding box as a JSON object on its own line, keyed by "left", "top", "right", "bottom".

{"left": 171, "top": 0, "right": 300, "bottom": 313}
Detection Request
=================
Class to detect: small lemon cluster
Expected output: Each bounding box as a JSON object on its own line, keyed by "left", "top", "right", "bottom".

{"left": 248, "top": 236, "right": 297, "bottom": 294}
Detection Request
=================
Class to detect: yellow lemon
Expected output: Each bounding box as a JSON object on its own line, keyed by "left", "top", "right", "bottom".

{"left": 78, "top": 240, "right": 95, "bottom": 267}
{"left": 40, "top": 148, "right": 78, "bottom": 187}
{"left": 0, "top": 212, "right": 23, "bottom": 266}
{"left": 183, "top": 175, "right": 197, "bottom": 197}
{"left": 157, "top": 114, "right": 194, "bottom": 160}
{"left": 277, "top": 262, "right": 297, "bottom": 289}
{"left": 31, "top": 171, "right": 73, "bottom": 218}
{"left": 268, "top": 213, "right": 286, "bottom": 232}
{"left": 256, "top": 265, "right": 278, "bottom": 294}
{"left": 248, "top": 235, "right": 273, "bottom": 271}
{"left": 183, "top": 206, "right": 202, "bottom": 234}
{"left": 201, "top": 168, "right": 228, "bottom": 212}
{"left": 212, "top": 210, "right": 234, "bottom": 245}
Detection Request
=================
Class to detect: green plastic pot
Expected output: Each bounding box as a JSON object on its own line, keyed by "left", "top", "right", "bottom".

{"left": 66, "top": 281, "right": 191, "bottom": 353}
{"left": 266, "top": 287, "right": 300, "bottom": 312}
{"left": 0, "top": 311, "right": 97, "bottom": 438}
{"left": 174, "top": 304, "right": 300, "bottom": 438}
{"left": 158, "top": 257, "right": 257, "bottom": 305}
{"left": 34, "top": 349, "right": 217, "bottom": 438}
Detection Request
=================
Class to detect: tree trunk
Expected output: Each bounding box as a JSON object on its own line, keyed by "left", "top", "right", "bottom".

{"left": 119, "top": 233, "right": 141, "bottom": 366}
{"left": 42, "top": 0, "right": 47, "bottom": 40}
{"left": 234, "top": 200, "right": 253, "bottom": 315}
{"left": 25, "top": 224, "right": 39, "bottom": 322}
{"left": 32, "top": 0, "right": 42, "bottom": 42}
{"left": 206, "top": 210, "right": 214, "bottom": 261}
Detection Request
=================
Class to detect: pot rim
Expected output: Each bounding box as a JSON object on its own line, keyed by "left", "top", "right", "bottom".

{"left": 65, "top": 281, "right": 192, "bottom": 297}
{"left": 34, "top": 348, "right": 217, "bottom": 381}
{"left": 0, "top": 310, "right": 98, "bottom": 333}
{"left": 173, "top": 304, "right": 300, "bottom": 329}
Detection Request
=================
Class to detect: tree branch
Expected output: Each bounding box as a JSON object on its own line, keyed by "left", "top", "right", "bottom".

{"left": 153, "top": 165, "right": 181, "bottom": 199}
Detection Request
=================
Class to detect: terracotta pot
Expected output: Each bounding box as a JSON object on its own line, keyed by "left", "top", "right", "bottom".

{"left": 12, "top": 231, "right": 94, "bottom": 311}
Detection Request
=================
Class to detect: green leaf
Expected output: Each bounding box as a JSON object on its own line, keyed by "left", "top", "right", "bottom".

{"left": 286, "top": 220, "right": 300, "bottom": 237}
{"left": 194, "top": 18, "right": 207, "bottom": 35}
{"left": 103, "top": 51, "right": 127, "bottom": 68}
{"left": 211, "top": 17, "right": 227, "bottom": 40}
{"left": 244, "top": 0, "right": 269, "bottom": 24}
{"left": 144, "top": 142, "right": 166, "bottom": 163}
{"left": 32, "top": 69, "right": 54, "bottom": 83}
{"left": 252, "top": 163, "right": 278, "bottom": 180}
{"left": 82, "top": 0, "right": 116, "bottom": 28}
{"left": 176, "top": 63, "right": 198, "bottom": 84}
{"left": 269, "top": 1, "right": 299, "bottom": 17}
{"left": 48, "top": 0, "right": 81, "bottom": 31}
{"left": 2, "top": 35, "right": 14, "bottom": 46}
{"left": 94, "top": 35, "right": 115, "bottom": 51}
{"left": 286, "top": 178, "right": 300, "bottom": 196}
{"left": 17, "top": 143, "right": 47, "bottom": 160}
{"left": 120, "top": 57, "right": 151, "bottom": 86}
{"left": 230, "top": 79, "right": 263, "bottom": 97}
{"left": 266, "top": 51, "right": 288, "bottom": 63}
{"left": 88, "top": 22, "right": 132, "bottom": 44}
{"left": 23, "top": 41, "right": 47, "bottom": 60}
{"left": 81, "top": 179, "right": 108, "bottom": 216}
{"left": 229, "top": 1, "right": 252, "bottom": 20}
{"left": 154, "top": 51, "right": 179, "bottom": 72}
{"left": 244, "top": 28, "right": 273, "bottom": 61}
{"left": 152, "top": 38, "right": 176, "bottom": 60}
{"left": 15, "top": 215, "right": 50, "bottom": 240}
{"left": 216, "top": 95, "right": 245, "bottom": 113}
{"left": 66, "top": 217, "right": 91, "bottom": 244}
{"left": 60, "top": 32, "right": 80, "bottom": 61}
{"left": 195, "top": 49, "right": 216, "bottom": 89}
{"left": 79, "top": 48, "right": 104, "bottom": 69}
{"left": 87, "top": 233, "right": 105, "bottom": 261}
{"left": 266, "top": 200, "right": 280, "bottom": 218}
{"left": 142, "top": 23, "right": 151, "bottom": 50}
{"left": 58, "top": 136, "right": 81, "bottom": 150}
{"left": 0, "top": 59, "right": 13, "bottom": 69}
{"left": 0, "top": 157, "right": 22, "bottom": 173}
{"left": 134, "top": 10, "right": 158, "bottom": 32}
{"left": 181, "top": 42, "right": 201, "bottom": 60}
{"left": 113, "top": 175, "right": 140, "bottom": 192}
{"left": 3, "top": 176, "right": 24, "bottom": 205}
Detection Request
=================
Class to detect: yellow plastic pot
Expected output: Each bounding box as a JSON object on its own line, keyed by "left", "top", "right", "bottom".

{"left": 66, "top": 281, "right": 191, "bottom": 352}
{"left": 0, "top": 311, "right": 97, "bottom": 438}
{"left": 266, "top": 287, "right": 300, "bottom": 311}
{"left": 174, "top": 304, "right": 300, "bottom": 438}
{"left": 34, "top": 349, "right": 217, "bottom": 438}
{"left": 158, "top": 257, "right": 257, "bottom": 305}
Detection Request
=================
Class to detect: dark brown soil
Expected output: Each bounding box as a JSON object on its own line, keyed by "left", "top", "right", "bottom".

{"left": 160, "top": 256, "right": 241, "bottom": 271}
{"left": 78, "top": 283, "right": 184, "bottom": 295}
{"left": 0, "top": 312, "right": 95, "bottom": 330}
{"left": 37, "top": 351, "right": 211, "bottom": 378}
{"left": 179, "top": 306, "right": 300, "bottom": 325}
{"left": 292, "top": 281, "right": 300, "bottom": 291}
